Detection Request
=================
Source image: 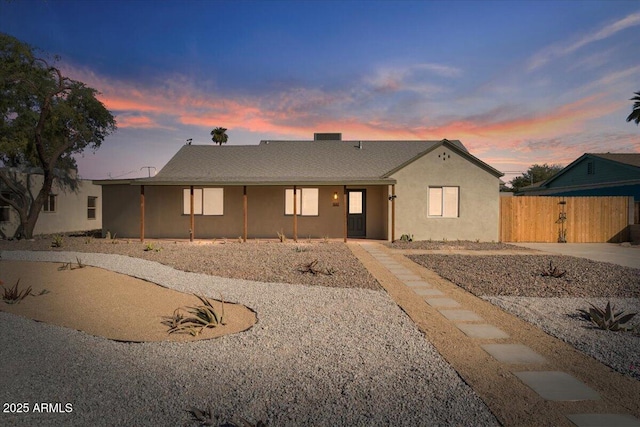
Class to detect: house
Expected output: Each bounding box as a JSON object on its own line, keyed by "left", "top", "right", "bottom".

{"left": 516, "top": 153, "right": 640, "bottom": 224}
{"left": 97, "top": 135, "right": 503, "bottom": 241}
{"left": 0, "top": 169, "right": 102, "bottom": 239}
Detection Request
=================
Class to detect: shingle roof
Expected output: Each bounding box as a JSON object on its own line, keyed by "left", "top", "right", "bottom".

{"left": 590, "top": 153, "right": 640, "bottom": 168}
{"left": 139, "top": 139, "right": 501, "bottom": 185}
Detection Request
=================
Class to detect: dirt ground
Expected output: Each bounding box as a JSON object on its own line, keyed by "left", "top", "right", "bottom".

{"left": 0, "top": 260, "right": 256, "bottom": 342}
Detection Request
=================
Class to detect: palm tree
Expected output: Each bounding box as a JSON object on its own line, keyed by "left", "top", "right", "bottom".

{"left": 627, "top": 91, "right": 640, "bottom": 125}
{"left": 210, "top": 127, "right": 229, "bottom": 145}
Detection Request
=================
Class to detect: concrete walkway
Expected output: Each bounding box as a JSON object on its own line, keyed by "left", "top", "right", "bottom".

{"left": 348, "top": 242, "right": 640, "bottom": 427}
{"left": 511, "top": 243, "right": 640, "bottom": 269}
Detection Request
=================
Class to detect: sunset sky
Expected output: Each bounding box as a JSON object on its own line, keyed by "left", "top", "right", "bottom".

{"left": 1, "top": 0, "right": 639, "bottom": 183}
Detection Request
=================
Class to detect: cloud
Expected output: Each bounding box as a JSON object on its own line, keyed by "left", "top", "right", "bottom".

{"left": 527, "top": 12, "right": 640, "bottom": 71}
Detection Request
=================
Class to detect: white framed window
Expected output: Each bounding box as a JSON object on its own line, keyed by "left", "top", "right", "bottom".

{"left": 1, "top": 192, "right": 11, "bottom": 222}
{"left": 87, "top": 196, "right": 98, "bottom": 220}
{"left": 428, "top": 186, "right": 459, "bottom": 217}
{"left": 43, "top": 194, "right": 57, "bottom": 212}
{"left": 285, "top": 188, "right": 319, "bottom": 216}
{"left": 183, "top": 188, "right": 224, "bottom": 215}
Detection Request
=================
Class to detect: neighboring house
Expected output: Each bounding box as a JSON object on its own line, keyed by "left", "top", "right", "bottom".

{"left": 0, "top": 169, "right": 102, "bottom": 238}
{"left": 516, "top": 153, "right": 640, "bottom": 223}
{"left": 97, "top": 135, "right": 503, "bottom": 241}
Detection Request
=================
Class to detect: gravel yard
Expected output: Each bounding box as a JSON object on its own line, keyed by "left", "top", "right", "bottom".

{"left": 0, "top": 236, "right": 380, "bottom": 290}
{"left": 407, "top": 252, "right": 640, "bottom": 380}
{"left": 407, "top": 254, "right": 640, "bottom": 298}
{"left": 0, "top": 249, "right": 498, "bottom": 427}
{"left": 387, "top": 239, "right": 530, "bottom": 251}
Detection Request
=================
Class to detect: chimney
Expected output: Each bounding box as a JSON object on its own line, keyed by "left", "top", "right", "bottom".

{"left": 314, "top": 133, "right": 342, "bottom": 141}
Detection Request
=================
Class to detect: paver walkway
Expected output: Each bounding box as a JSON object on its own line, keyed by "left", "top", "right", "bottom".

{"left": 348, "top": 242, "right": 640, "bottom": 427}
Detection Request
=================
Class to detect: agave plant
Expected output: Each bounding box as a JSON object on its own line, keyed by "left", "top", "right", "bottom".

{"left": 2, "top": 279, "right": 32, "bottom": 304}
{"left": 163, "top": 294, "right": 225, "bottom": 336}
{"left": 540, "top": 260, "right": 566, "bottom": 278}
{"left": 578, "top": 301, "right": 637, "bottom": 331}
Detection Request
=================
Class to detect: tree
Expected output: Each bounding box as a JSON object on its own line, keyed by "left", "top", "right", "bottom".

{"left": 509, "top": 163, "right": 564, "bottom": 192}
{"left": 0, "top": 33, "right": 116, "bottom": 239}
{"left": 626, "top": 91, "right": 640, "bottom": 125}
{"left": 210, "top": 127, "right": 228, "bottom": 145}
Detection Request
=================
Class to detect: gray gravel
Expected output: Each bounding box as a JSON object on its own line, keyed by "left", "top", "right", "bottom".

{"left": 483, "top": 296, "right": 640, "bottom": 381}
{"left": 408, "top": 253, "right": 640, "bottom": 381}
{"left": 387, "top": 240, "right": 529, "bottom": 251}
{"left": 0, "top": 250, "right": 498, "bottom": 427}
{"left": 408, "top": 254, "right": 640, "bottom": 297}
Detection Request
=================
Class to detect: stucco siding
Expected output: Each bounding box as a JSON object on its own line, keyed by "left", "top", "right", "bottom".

{"left": 1, "top": 173, "right": 102, "bottom": 237}
{"left": 390, "top": 149, "right": 500, "bottom": 241}
{"left": 100, "top": 184, "right": 389, "bottom": 239}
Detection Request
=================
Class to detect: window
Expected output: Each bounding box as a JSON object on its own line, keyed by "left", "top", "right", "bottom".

{"left": 43, "top": 194, "right": 56, "bottom": 212}
{"left": 428, "top": 186, "right": 459, "bottom": 217}
{"left": 285, "top": 188, "right": 319, "bottom": 216}
{"left": 87, "top": 196, "right": 97, "bottom": 220}
{"left": 1, "top": 192, "right": 11, "bottom": 222}
{"left": 182, "top": 188, "right": 224, "bottom": 215}
{"left": 587, "top": 161, "right": 595, "bottom": 175}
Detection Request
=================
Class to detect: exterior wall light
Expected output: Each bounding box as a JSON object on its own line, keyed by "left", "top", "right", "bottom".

{"left": 333, "top": 191, "right": 340, "bottom": 207}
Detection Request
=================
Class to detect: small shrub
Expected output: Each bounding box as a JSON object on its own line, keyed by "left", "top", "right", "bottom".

{"left": 238, "top": 236, "right": 243, "bottom": 243}
{"left": 294, "top": 245, "right": 308, "bottom": 253}
{"left": 399, "top": 233, "right": 413, "bottom": 242}
{"left": 143, "top": 242, "right": 161, "bottom": 252}
{"left": 540, "top": 260, "right": 566, "bottom": 278}
{"left": 578, "top": 301, "right": 637, "bottom": 332}
{"left": 51, "top": 234, "right": 64, "bottom": 248}
{"left": 277, "top": 230, "right": 287, "bottom": 242}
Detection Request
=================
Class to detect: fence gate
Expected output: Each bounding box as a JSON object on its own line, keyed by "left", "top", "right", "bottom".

{"left": 500, "top": 196, "right": 630, "bottom": 243}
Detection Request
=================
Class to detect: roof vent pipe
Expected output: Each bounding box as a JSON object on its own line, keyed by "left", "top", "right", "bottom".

{"left": 358, "top": 141, "right": 362, "bottom": 150}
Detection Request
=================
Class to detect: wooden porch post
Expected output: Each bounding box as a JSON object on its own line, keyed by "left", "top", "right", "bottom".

{"left": 140, "top": 185, "right": 145, "bottom": 242}
{"left": 189, "top": 185, "right": 194, "bottom": 242}
{"left": 243, "top": 185, "right": 248, "bottom": 242}
{"left": 343, "top": 185, "right": 347, "bottom": 243}
{"left": 391, "top": 184, "right": 396, "bottom": 242}
{"left": 293, "top": 185, "right": 298, "bottom": 242}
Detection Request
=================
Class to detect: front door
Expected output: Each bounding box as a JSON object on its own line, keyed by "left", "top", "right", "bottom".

{"left": 347, "top": 190, "right": 366, "bottom": 237}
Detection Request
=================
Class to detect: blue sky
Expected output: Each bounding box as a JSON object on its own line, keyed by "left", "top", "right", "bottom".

{"left": 1, "top": 0, "right": 639, "bottom": 182}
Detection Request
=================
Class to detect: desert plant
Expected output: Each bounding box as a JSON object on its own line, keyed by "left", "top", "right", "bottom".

{"left": 58, "top": 262, "right": 71, "bottom": 271}
{"left": 578, "top": 301, "right": 637, "bottom": 331}
{"left": 51, "top": 234, "right": 64, "bottom": 248}
{"left": 187, "top": 405, "right": 215, "bottom": 426}
{"left": 76, "top": 257, "right": 85, "bottom": 268}
{"left": 186, "top": 406, "right": 267, "bottom": 427}
{"left": 143, "top": 242, "right": 161, "bottom": 252}
{"left": 294, "top": 245, "right": 308, "bottom": 253}
{"left": 540, "top": 260, "right": 566, "bottom": 278}
{"left": 298, "top": 259, "right": 336, "bottom": 276}
{"left": 277, "top": 230, "right": 287, "bottom": 242}
{"left": 1, "top": 279, "right": 45, "bottom": 304}
{"left": 238, "top": 236, "right": 243, "bottom": 244}
{"left": 399, "top": 233, "right": 413, "bottom": 242}
{"left": 163, "top": 294, "right": 225, "bottom": 336}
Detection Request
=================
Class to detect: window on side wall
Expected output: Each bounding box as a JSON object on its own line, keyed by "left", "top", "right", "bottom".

{"left": 182, "top": 188, "right": 224, "bottom": 215}
{"left": 43, "top": 194, "right": 57, "bottom": 212}
{"left": 428, "top": 186, "right": 459, "bottom": 217}
{"left": 1, "top": 192, "right": 11, "bottom": 222}
{"left": 285, "top": 188, "right": 319, "bottom": 216}
{"left": 87, "top": 196, "right": 97, "bottom": 220}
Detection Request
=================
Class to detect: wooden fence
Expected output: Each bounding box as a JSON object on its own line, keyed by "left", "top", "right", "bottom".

{"left": 500, "top": 196, "right": 631, "bottom": 243}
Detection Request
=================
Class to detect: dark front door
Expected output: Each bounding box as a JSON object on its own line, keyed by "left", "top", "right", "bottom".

{"left": 347, "top": 190, "right": 366, "bottom": 237}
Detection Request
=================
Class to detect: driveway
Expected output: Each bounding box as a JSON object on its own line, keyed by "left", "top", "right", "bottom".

{"left": 511, "top": 243, "right": 640, "bottom": 269}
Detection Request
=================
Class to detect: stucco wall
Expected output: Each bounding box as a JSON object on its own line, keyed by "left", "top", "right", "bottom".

{"left": 1, "top": 173, "right": 102, "bottom": 237}
{"left": 101, "top": 184, "right": 388, "bottom": 239}
{"left": 389, "top": 148, "right": 500, "bottom": 242}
